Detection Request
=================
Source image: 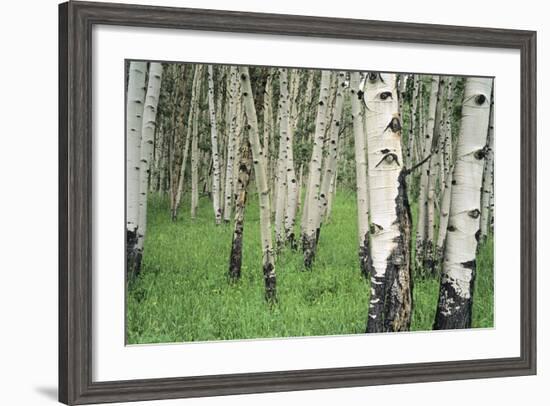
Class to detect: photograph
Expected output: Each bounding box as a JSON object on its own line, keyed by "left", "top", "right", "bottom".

{"left": 125, "top": 61, "right": 494, "bottom": 344}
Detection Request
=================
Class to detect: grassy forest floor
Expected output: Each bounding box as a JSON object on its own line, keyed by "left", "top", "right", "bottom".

{"left": 127, "top": 192, "right": 494, "bottom": 344}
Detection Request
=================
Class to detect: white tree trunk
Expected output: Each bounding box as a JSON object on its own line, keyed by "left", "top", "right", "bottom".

{"left": 364, "top": 72, "right": 412, "bottom": 333}
{"left": 223, "top": 67, "right": 239, "bottom": 222}
{"left": 238, "top": 66, "right": 277, "bottom": 301}
{"left": 190, "top": 65, "right": 203, "bottom": 219}
{"left": 415, "top": 76, "right": 439, "bottom": 275}
{"left": 350, "top": 72, "right": 371, "bottom": 277}
{"left": 434, "top": 77, "right": 493, "bottom": 329}
{"left": 284, "top": 69, "right": 300, "bottom": 249}
{"left": 318, "top": 72, "right": 346, "bottom": 223}
{"left": 480, "top": 93, "right": 494, "bottom": 241}
{"left": 302, "top": 70, "right": 332, "bottom": 269}
{"left": 126, "top": 61, "right": 147, "bottom": 278}
{"left": 207, "top": 65, "right": 222, "bottom": 224}
{"left": 406, "top": 76, "right": 420, "bottom": 168}
{"left": 137, "top": 62, "right": 163, "bottom": 254}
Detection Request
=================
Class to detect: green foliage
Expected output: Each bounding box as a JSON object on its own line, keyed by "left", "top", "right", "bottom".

{"left": 127, "top": 193, "right": 493, "bottom": 344}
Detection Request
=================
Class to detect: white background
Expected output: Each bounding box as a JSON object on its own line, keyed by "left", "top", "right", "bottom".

{"left": 0, "top": 0, "right": 547, "bottom": 405}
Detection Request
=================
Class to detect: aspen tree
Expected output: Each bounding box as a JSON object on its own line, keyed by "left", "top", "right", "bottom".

{"left": 223, "top": 67, "right": 239, "bottom": 222}
{"left": 406, "top": 76, "right": 420, "bottom": 168}
{"left": 207, "top": 65, "right": 222, "bottom": 224}
{"left": 318, "top": 72, "right": 346, "bottom": 225}
{"left": 136, "top": 62, "right": 163, "bottom": 261}
{"left": 415, "top": 76, "right": 439, "bottom": 275}
{"left": 229, "top": 139, "right": 253, "bottom": 279}
{"left": 126, "top": 61, "right": 147, "bottom": 279}
{"left": 172, "top": 66, "right": 197, "bottom": 221}
{"left": 284, "top": 69, "right": 300, "bottom": 249}
{"left": 190, "top": 65, "right": 203, "bottom": 219}
{"left": 480, "top": 92, "right": 494, "bottom": 242}
{"left": 350, "top": 72, "right": 371, "bottom": 277}
{"left": 364, "top": 72, "right": 412, "bottom": 333}
{"left": 274, "top": 70, "right": 288, "bottom": 249}
{"left": 303, "top": 70, "right": 332, "bottom": 269}
{"left": 238, "top": 66, "right": 276, "bottom": 301}
{"left": 434, "top": 77, "right": 493, "bottom": 330}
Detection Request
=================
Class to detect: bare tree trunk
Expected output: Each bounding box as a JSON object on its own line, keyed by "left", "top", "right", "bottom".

{"left": 190, "top": 65, "right": 203, "bottom": 219}
{"left": 364, "top": 72, "right": 412, "bottom": 333}
{"left": 238, "top": 66, "right": 277, "bottom": 301}
{"left": 126, "top": 61, "right": 147, "bottom": 279}
{"left": 136, "top": 62, "right": 163, "bottom": 264}
{"left": 434, "top": 77, "right": 493, "bottom": 330}
{"left": 406, "top": 76, "right": 420, "bottom": 168}
{"left": 228, "top": 139, "right": 253, "bottom": 279}
{"left": 350, "top": 72, "right": 371, "bottom": 277}
{"left": 415, "top": 76, "right": 440, "bottom": 276}
{"left": 207, "top": 65, "right": 222, "bottom": 224}
{"left": 480, "top": 91, "right": 494, "bottom": 242}
{"left": 223, "top": 67, "right": 239, "bottom": 222}
{"left": 302, "top": 70, "right": 332, "bottom": 269}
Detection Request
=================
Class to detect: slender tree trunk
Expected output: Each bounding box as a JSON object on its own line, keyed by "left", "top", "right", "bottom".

{"left": 415, "top": 76, "right": 440, "bottom": 275}
{"left": 136, "top": 62, "right": 163, "bottom": 262}
{"left": 238, "top": 67, "right": 277, "bottom": 301}
{"left": 318, "top": 72, "right": 346, "bottom": 227}
{"left": 302, "top": 70, "right": 332, "bottom": 269}
{"left": 406, "top": 76, "right": 420, "bottom": 168}
{"left": 350, "top": 72, "right": 372, "bottom": 277}
{"left": 190, "top": 66, "right": 203, "bottom": 219}
{"left": 434, "top": 77, "right": 493, "bottom": 330}
{"left": 207, "top": 65, "right": 222, "bottom": 224}
{"left": 172, "top": 67, "right": 197, "bottom": 221}
{"left": 229, "top": 139, "right": 253, "bottom": 279}
{"left": 364, "top": 72, "right": 412, "bottom": 333}
{"left": 126, "top": 61, "right": 147, "bottom": 279}
{"left": 283, "top": 69, "right": 300, "bottom": 249}
{"left": 223, "top": 67, "right": 239, "bottom": 222}
{"left": 480, "top": 92, "right": 494, "bottom": 242}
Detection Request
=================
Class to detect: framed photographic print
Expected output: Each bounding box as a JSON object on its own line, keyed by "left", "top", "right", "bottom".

{"left": 59, "top": 1, "right": 536, "bottom": 404}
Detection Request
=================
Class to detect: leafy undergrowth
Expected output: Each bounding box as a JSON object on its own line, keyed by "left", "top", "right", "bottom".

{"left": 126, "top": 193, "right": 494, "bottom": 344}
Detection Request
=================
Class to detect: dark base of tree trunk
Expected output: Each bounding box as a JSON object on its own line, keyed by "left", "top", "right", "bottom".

{"left": 359, "top": 233, "right": 374, "bottom": 278}
{"left": 433, "top": 245, "right": 444, "bottom": 275}
{"left": 229, "top": 219, "right": 244, "bottom": 280}
{"left": 286, "top": 232, "right": 297, "bottom": 251}
{"left": 302, "top": 233, "right": 317, "bottom": 270}
{"left": 263, "top": 261, "right": 277, "bottom": 302}
{"left": 423, "top": 240, "right": 435, "bottom": 276}
{"left": 126, "top": 228, "right": 142, "bottom": 281}
{"left": 434, "top": 260, "right": 476, "bottom": 330}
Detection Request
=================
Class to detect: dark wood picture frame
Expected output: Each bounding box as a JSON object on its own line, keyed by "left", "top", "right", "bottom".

{"left": 59, "top": 1, "right": 537, "bottom": 404}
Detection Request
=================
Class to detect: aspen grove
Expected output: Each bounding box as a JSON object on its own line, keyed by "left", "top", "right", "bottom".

{"left": 126, "top": 62, "right": 494, "bottom": 343}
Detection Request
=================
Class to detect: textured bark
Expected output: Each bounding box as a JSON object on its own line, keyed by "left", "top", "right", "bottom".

{"left": 318, "top": 72, "right": 346, "bottom": 232}
{"left": 303, "top": 70, "right": 332, "bottom": 269}
{"left": 406, "top": 76, "right": 420, "bottom": 169}
{"left": 172, "top": 66, "right": 197, "bottom": 221}
{"left": 136, "top": 62, "right": 163, "bottom": 260}
{"left": 424, "top": 78, "right": 447, "bottom": 275}
{"left": 274, "top": 84, "right": 288, "bottom": 249}
{"left": 480, "top": 93, "right": 494, "bottom": 242}
{"left": 190, "top": 65, "right": 203, "bottom": 219}
{"left": 223, "top": 67, "right": 239, "bottom": 222}
{"left": 350, "top": 72, "right": 371, "bottom": 277}
{"left": 207, "top": 65, "right": 222, "bottom": 224}
{"left": 282, "top": 69, "right": 299, "bottom": 249}
{"left": 434, "top": 77, "right": 493, "bottom": 330}
{"left": 435, "top": 170, "right": 453, "bottom": 272}
{"left": 364, "top": 72, "right": 412, "bottom": 333}
{"left": 415, "top": 76, "right": 439, "bottom": 275}
{"left": 239, "top": 67, "right": 277, "bottom": 301}
{"left": 229, "top": 139, "right": 253, "bottom": 279}
{"left": 126, "top": 61, "right": 147, "bottom": 279}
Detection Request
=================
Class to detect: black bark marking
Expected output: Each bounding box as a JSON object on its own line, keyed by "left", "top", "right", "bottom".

{"left": 367, "top": 169, "right": 413, "bottom": 333}
{"left": 380, "top": 91, "right": 393, "bottom": 100}
{"left": 302, "top": 233, "right": 317, "bottom": 270}
{"left": 434, "top": 259, "right": 476, "bottom": 330}
{"left": 126, "top": 228, "right": 142, "bottom": 281}
{"left": 357, "top": 90, "right": 364, "bottom": 100}
{"left": 475, "top": 94, "right": 486, "bottom": 105}
{"left": 386, "top": 117, "right": 401, "bottom": 133}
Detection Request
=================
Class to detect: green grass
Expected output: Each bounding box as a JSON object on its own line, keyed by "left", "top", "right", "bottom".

{"left": 126, "top": 192, "right": 494, "bottom": 344}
